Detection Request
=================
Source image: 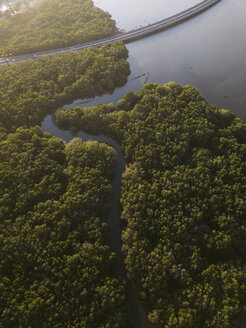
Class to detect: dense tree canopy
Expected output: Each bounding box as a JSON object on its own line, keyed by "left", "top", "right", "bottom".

{"left": 55, "top": 82, "right": 246, "bottom": 327}
{"left": 0, "top": 126, "right": 131, "bottom": 327}
{"left": 0, "top": 9, "right": 132, "bottom": 320}
{"left": 0, "top": 2, "right": 134, "bottom": 325}
{"left": 0, "top": 41, "right": 130, "bottom": 135}
{"left": 0, "top": 0, "right": 116, "bottom": 56}
{"left": 1, "top": 1, "right": 245, "bottom": 320}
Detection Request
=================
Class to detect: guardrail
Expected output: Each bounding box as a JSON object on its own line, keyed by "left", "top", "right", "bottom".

{"left": 0, "top": 0, "right": 221, "bottom": 65}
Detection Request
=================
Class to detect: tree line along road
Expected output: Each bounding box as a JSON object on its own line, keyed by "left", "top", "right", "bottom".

{"left": 0, "top": 0, "right": 221, "bottom": 65}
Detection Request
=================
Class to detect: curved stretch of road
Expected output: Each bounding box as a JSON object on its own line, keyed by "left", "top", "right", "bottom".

{"left": 0, "top": 0, "right": 221, "bottom": 66}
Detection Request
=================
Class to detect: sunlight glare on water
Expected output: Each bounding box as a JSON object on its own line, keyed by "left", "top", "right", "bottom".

{"left": 0, "top": 4, "right": 9, "bottom": 12}
{"left": 96, "top": 0, "right": 202, "bottom": 31}
{"left": 63, "top": 0, "right": 246, "bottom": 121}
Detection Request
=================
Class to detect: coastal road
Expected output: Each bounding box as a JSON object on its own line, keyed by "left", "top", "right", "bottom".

{"left": 0, "top": 0, "right": 221, "bottom": 65}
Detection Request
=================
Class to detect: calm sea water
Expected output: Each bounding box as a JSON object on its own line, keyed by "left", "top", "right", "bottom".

{"left": 40, "top": 2, "right": 246, "bottom": 325}
{"left": 96, "top": 0, "right": 201, "bottom": 31}
{"left": 62, "top": 0, "right": 246, "bottom": 121}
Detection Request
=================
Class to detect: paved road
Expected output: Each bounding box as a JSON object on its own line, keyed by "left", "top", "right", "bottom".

{"left": 0, "top": 0, "right": 221, "bottom": 65}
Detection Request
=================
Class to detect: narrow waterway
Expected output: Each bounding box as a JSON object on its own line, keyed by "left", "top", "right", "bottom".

{"left": 42, "top": 115, "right": 126, "bottom": 275}
{"left": 41, "top": 0, "right": 246, "bottom": 325}
{"left": 42, "top": 115, "right": 152, "bottom": 328}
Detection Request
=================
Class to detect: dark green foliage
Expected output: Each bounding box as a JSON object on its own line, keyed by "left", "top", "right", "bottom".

{"left": 0, "top": 0, "right": 116, "bottom": 56}
{"left": 56, "top": 82, "right": 246, "bottom": 327}
{"left": 55, "top": 102, "right": 118, "bottom": 137}
{"left": 0, "top": 19, "right": 131, "bottom": 323}
{"left": 0, "top": 127, "right": 131, "bottom": 327}
{"left": 0, "top": 42, "right": 130, "bottom": 134}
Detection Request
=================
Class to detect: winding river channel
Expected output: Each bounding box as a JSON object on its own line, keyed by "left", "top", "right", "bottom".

{"left": 42, "top": 116, "right": 152, "bottom": 327}
{"left": 41, "top": 0, "right": 246, "bottom": 326}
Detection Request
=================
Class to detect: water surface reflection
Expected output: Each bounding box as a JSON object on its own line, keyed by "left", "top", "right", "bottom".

{"left": 64, "top": 0, "right": 246, "bottom": 121}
